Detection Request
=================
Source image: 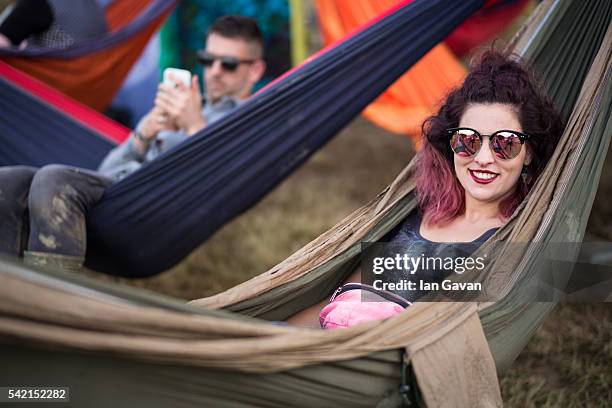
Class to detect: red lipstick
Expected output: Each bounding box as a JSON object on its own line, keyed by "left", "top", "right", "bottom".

{"left": 469, "top": 169, "right": 499, "bottom": 185}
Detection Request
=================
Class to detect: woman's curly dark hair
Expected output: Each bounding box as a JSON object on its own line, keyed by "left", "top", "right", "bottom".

{"left": 416, "top": 50, "right": 565, "bottom": 225}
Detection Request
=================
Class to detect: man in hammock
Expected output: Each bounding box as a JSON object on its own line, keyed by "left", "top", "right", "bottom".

{"left": 0, "top": 15, "right": 266, "bottom": 270}
{"left": 98, "top": 15, "right": 266, "bottom": 181}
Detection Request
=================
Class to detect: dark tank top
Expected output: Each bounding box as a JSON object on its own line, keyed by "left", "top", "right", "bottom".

{"left": 380, "top": 212, "right": 498, "bottom": 302}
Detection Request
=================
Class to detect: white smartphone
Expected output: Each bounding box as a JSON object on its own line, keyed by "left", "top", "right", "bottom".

{"left": 163, "top": 67, "right": 192, "bottom": 88}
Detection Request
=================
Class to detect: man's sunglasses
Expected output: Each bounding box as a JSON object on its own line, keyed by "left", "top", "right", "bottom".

{"left": 196, "top": 50, "right": 255, "bottom": 72}
{"left": 448, "top": 127, "right": 530, "bottom": 160}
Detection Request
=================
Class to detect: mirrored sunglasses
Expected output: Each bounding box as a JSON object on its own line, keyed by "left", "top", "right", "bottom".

{"left": 448, "top": 127, "right": 530, "bottom": 160}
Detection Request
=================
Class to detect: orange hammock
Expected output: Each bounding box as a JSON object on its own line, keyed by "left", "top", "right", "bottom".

{"left": 315, "top": 0, "right": 467, "bottom": 140}
{"left": 0, "top": 0, "right": 176, "bottom": 111}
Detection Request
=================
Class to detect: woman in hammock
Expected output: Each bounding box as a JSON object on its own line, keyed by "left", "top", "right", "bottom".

{"left": 288, "top": 50, "right": 564, "bottom": 329}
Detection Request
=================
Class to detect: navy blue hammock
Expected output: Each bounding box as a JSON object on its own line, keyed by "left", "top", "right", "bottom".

{"left": 0, "top": 0, "right": 486, "bottom": 277}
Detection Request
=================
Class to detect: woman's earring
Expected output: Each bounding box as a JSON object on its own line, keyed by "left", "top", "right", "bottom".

{"left": 521, "top": 166, "right": 533, "bottom": 186}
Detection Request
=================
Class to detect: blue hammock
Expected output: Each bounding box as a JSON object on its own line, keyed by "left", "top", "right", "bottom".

{"left": 0, "top": 0, "right": 485, "bottom": 276}
{"left": 0, "top": 77, "right": 114, "bottom": 168}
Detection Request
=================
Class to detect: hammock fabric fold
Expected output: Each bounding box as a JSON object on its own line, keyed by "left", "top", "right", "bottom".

{"left": 0, "top": 0, "right": 178, "bottom": 111}
{"left": 0, "top": 1, "right": 610, "bottom": 407}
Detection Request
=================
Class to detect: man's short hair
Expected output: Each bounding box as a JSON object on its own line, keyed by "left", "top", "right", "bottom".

{"left": 208, "top": 15, "right": 264, "bottom": 57}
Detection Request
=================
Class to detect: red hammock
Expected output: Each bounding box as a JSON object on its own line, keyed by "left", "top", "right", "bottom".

{"left": 0, "top": 0, "right": 176, "bottom": 112}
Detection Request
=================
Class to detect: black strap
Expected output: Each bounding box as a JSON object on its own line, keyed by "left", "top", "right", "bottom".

{"left": 330, "top": 283, "right": 412, "bottom": 308}
{"left": 399, "top": 359, "right": 414, "bottom": 407}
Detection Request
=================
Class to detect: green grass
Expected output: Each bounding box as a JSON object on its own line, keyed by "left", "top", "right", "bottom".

{"left": 500, "top": 304, "right": 612, "bottom": 407}
{"left": 101, "top": 117, "right": 610, "bottom": 405}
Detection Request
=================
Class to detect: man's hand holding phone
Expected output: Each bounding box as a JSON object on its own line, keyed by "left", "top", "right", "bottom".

{"left": 155, "top": 69, "right": 207, "bottom": 136}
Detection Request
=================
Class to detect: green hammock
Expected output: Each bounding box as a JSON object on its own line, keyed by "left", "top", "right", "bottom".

{"left": 1, "top": 0, "right": 611, "bottom": 406}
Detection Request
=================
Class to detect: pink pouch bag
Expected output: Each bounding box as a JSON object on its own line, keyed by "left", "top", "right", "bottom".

{"left": 319, "top": 283, "right": 411, "bottom": 329}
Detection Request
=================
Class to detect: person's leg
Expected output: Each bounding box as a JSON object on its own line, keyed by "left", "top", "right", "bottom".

{"left": 25, "top": 164, "right": 113, "bottom": 269}
{"left": 0, "top": 166, "right": 37, "bottom": 256}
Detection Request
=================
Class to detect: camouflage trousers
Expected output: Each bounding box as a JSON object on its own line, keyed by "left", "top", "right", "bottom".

{"left": 0, "top": 165, "right": 112, "bottom": 260}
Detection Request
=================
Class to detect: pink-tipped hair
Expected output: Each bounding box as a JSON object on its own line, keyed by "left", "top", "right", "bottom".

{"left": 415, "top": 142, "right": 464, "bottom": 225}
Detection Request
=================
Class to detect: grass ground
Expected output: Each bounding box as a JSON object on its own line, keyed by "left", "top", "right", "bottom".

{"left": 105, "top": 117, "right": 611, "bottom": 405}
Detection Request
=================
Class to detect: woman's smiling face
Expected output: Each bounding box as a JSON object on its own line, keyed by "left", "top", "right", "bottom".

{"left": 453, "top": 103, "right": 531, "bottom": 206}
